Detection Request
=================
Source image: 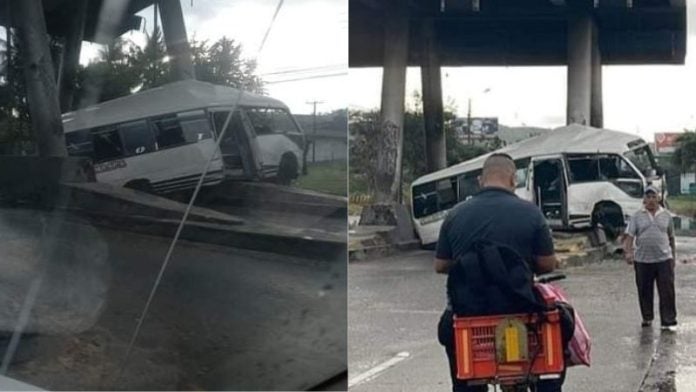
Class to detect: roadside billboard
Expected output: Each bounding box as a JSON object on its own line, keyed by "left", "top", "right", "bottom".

{"left": 655, "top": 132, "right": 682, "bottom": 154}
{"left": 454, "top": 117, "right": 499, "bottom": 139}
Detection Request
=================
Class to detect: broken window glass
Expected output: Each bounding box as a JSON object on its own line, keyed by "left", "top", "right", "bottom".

{"left": 625, "top": 146, "right": 657, "bottom": 176}
{"left": 245, "top": 107, "right": 300, "bottom": 135}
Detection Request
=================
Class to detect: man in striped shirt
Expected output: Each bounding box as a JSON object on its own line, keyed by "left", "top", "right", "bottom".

{"left": 623, "top": 185, "right": 677, "bottom": 331}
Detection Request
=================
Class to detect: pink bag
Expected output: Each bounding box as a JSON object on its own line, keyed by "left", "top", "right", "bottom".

{"left": 536, "top": 283, "right": 591, "bottom": 367}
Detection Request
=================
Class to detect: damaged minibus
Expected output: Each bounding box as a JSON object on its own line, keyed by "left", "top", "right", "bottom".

{"left": 411, "top": 124, "right": 666, "bottom": 246}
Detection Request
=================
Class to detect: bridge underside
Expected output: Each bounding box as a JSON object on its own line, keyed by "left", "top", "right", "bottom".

{"left": 350, "top": 0, "right": 686, "bottom": 67}
{"left": 0, "top": 0, "right": 153, "bottom": 43}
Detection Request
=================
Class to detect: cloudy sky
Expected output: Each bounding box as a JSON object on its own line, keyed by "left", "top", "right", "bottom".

{"left": 82, "top": 0, "right": 347, "bottom": 115}
{"left": 349, "top": 1, "right": 696, "bottom": 144}
{"left": 77, "top": 0, "right": 696, "bottom": 143}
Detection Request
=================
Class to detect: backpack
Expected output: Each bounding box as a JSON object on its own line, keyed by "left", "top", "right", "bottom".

{"left": 447, "top": 239, "right": 547, "bottom": 316}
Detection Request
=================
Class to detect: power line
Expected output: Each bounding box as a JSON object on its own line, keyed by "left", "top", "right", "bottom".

{"left": 264, "top": 71, "right": 347, "bottom": 84}
{"left": 261, "top": 64, "right": 345, "bottom": 76}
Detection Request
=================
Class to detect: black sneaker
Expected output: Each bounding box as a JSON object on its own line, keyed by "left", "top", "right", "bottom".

{"left": 641, "top": 320, "right": 652, "bottom": 327}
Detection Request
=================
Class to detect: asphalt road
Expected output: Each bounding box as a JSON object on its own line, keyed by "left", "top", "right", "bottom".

{"left": 1, "top": 212, "right": 346, "bottom": 391}
{"left": 348, "top": 236, "right": 696, "bottom": 392}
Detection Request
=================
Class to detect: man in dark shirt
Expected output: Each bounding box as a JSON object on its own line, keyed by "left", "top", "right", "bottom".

{"left": 435, "top": 153, "right": 560, "bottom": 392}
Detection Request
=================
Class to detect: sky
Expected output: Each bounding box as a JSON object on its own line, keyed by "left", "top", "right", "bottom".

{"left": 50, "top": 0, "right": 696, "bottom": 140}
{"left": 81, "top": 0, "right": 347, "bottom": 115}
{"left": 348, "top": 1, "right": 696, "bottom": 144}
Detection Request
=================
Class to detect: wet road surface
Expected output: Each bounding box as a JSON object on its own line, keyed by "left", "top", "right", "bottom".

{"left": 348, "top": 236, "right": 696, "bottom": 391}
{"left": 1, "top": 212, "right": 346, "bottom": 391}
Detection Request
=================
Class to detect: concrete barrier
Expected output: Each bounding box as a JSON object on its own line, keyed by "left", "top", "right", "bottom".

{"left": 0, "top": 156, "right": 93, "bottom": 207}
{"left": 64, "top": 182, "right": 243, "bottom": 226}
{"left": 0, "top": 157, "right": 344, "bottom": 262}
{"left": 200, "top": 181, "right": 347, "bottom": 217}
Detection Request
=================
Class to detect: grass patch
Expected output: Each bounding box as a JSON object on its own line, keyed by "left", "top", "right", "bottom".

{"left": 348, "top": 203, "right": 363, "bottom": 216}
{"left": 669, "top": 195, "right": 696, "bottom": 217}
{"left": 294, "top": 160, "right": 347, "bottom": 196}
{"left": 349, "top": 172, "right": 368, "bottom": 195}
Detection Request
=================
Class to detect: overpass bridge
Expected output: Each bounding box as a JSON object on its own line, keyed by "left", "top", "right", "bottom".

{"left": 349, "top": 0, "right": 687, "bottom": 202}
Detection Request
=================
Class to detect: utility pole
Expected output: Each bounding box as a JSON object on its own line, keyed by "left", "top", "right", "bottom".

{"left": 306, "top": 100, "right": 324, "bottom": 163}
{"left": 467, "top": 98, "right": 472, "bottom": 145}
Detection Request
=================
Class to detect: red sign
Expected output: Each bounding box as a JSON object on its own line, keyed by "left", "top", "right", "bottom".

{"left": 655, "top": 133, "right": 682, "bottom": 153}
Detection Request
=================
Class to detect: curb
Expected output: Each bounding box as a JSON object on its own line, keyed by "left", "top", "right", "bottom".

{"left": 349, "top": 230, "right": 610, "bottom": 268}
{"left": 558, "top": 245, "right": 608, "bottom": 268}
{"left": 75, "top": 211, "right": 346, "bottom": 262}
{"left": 349, "top": 240, "right": 421, "bottom": 262}
{"left": 202, "top": 182, "right": 347, "bottom": 218}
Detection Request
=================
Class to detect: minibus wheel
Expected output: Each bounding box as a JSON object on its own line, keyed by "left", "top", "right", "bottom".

{"left": 591, "top": 202, "right": 624, "bottom": 240}
{"left": 276, "top": 154, "right": 298, "bottom": 186}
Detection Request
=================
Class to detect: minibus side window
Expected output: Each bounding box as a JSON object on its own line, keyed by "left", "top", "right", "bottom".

{"left": 246, "top": 107, "right": 300, "bottom": 135}
{"left": 65, "top": 129, "right": 94, "bottom": 158}
{"left": 436, "top": 178, "right": 458, "bottom": 211}
{"left": 514, "top": 158, "right": 530, "bottom": 188}
{"left": 120, "top": 120, "right": 156, "bottom": 156}
{"left": 458, "top": 171, "right": 481, "bottom": 201}
{"left": 567, "top": 156, "right": 599, "bottom": 183}
{"left": 93, "top": 128, "right": 124, "bottom": 162}
{"left": 413, "top": 182, "right": 437, "bottom": 218}
{"left": 178, "top": 111, "right": 214, "bottom": 142}
{"left": 599, "top": 155, "right": 639, "bottom": 180}
{"left": 153, "top": 116, "right": 187, "bottom": 148}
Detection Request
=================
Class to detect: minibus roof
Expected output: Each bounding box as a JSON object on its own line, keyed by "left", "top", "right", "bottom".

{"left": 413, "top": 123, "right": 645, "bottom": 186}
{"left": 62, "top": 79, "right": 288, "bottom": 132}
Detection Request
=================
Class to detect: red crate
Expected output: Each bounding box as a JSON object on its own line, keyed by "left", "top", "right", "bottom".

{"left": 454, "top": 310, "right": 564, "bottom": 382}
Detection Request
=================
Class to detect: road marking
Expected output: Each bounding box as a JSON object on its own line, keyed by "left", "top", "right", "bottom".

{"left": 386, "top": 309, "right": 441, "bottom": 314}
{"left": 348, "top": 352, "right": 411, "bottom": 388}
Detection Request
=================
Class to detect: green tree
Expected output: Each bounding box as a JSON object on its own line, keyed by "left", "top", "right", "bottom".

{"left": 129, "top": 26, "right": 171, "bottom": 89}
{"left": 348, "top": 110, "right": 379, "bottom": 195}
{"left": 349, "top": 108, "right": 496, "bottom": 197}
{"left": 673, "top": 131, "right": 696, "bottom": 172}
{"left": 74, "top": 35, "right": 265, "bottom": 108}
{"left": 445, "top": 128, "right": 489, "bottom": 166}
{"left": 75, "top": 38, "right": 140, "bottom": 107}
{"left": 191, "top": 36, "right": 264, "bottom": 94}
{"left": 0, "top": 31, "right": 33, "bottom": 152}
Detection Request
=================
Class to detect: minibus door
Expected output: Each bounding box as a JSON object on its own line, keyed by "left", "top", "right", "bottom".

{"left": 531, "top": 155, "right": 569, "bottom": 228}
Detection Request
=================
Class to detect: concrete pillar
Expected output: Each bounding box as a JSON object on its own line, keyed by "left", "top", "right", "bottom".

{"left": 51, "top": 39, "right": 64, "bottom": 86}
{"left": 375, "top": 1, "right": 409, "bottom": 204}
{"left": 159, "top": 0, "right": 195, "bottom": 80}
{"left": 590, "top": 21, "right": 603, "bottom": 128}
{"left": 420, "top": 19, "right": 447, "bottom": 173}
{"left": 11, "top": 0, "right": 67, "bottom": 157}
{"left": 566, "top": 10, "right": 593, "bottom": 126}
{"left": 59, "top": 0, "right": 88, "bottom": 113}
